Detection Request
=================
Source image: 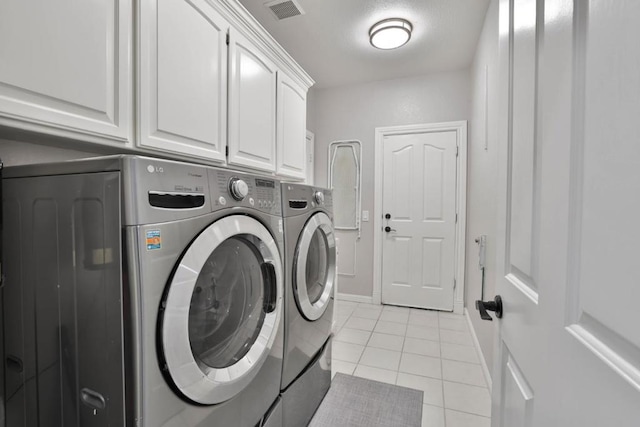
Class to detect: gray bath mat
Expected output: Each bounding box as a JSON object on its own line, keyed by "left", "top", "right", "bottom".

{"left": 309, "top": 373, "right": 423, "bottom": 427}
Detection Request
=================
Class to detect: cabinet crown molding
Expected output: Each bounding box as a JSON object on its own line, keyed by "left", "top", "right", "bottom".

{"left": 214, "top": 0, "right": 314, "bottom": 90}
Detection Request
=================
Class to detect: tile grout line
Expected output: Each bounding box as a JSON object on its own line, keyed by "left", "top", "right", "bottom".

{"left": 441, "top": 403, "right": 492, "bottom": 419}
{"left": 438, "top": 313, "right": 447, "bottom": 427}
{"left": 445, "top": 408, "right": 492, "bottom": 421}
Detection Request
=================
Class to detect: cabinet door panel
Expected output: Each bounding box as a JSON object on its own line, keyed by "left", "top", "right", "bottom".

{"left": 0, "top": 0, "right": 131, "bottom": 142}
{"left": 277, "top": 73, "right": 307, "bottom": 179}
{"left": 139, "top": 0, "right": 227, "bottom": 162}
{"left": 228, "top": 29, "right": 277, "bottom": 172}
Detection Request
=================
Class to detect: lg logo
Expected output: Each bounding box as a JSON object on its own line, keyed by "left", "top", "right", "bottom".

{"left": 147, "top": 164, "right": 164, "bottom": 173}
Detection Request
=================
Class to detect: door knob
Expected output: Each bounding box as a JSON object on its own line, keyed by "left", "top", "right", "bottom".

{"left": 384, "top": 226, "right": 396, "bottom": 233}
{"left": 385, "top": 213, "right": 391, "bottom": 219}
{"left": 475, "top": 295, "right": 503, "bottom": 321}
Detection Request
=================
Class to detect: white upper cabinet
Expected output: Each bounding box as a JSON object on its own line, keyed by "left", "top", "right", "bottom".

{"left": 227, "top": 28, "right": 278, "bottom": 172}
{"left": 277, "top": 72, "right": 307, "bottom": 179}
{"left": 138, "top": 0, "right": 228, "bottom": 162}
{"left": 0, "top": 0, "right": 132, "bottom": 144}
{"left": 0, "top": 0, "right": 313, "bottom": 170}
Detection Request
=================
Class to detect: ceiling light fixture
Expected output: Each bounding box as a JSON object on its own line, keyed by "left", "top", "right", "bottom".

{"left": 369, "top": 18, "right": 413, "bottom": 50}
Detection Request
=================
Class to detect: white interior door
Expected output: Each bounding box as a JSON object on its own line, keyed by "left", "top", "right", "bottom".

{"left": 491, "top": 0, "right": 640, "bottom": 425}
{"left": 381, "top": 130, "right": 457, "bottom": 310}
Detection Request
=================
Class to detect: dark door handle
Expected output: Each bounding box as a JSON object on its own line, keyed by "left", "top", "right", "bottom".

{"left": 384, "top": 226, "right": 396, "bottom": 233}
{"left": 475, "top": 295, "right": 503, "bottom": 321}
{"left": 6, "top": 355, "right": 23, "bottom": 373}
{"left": 80, "top": 388, "right": 106, "bottom": 410}
{"left": 261, "top": 262, "right": 277, "bottom": 313}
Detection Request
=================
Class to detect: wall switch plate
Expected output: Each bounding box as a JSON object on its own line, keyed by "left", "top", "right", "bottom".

{"left": 362, "top": 210, "right": 369, "bottom": 222}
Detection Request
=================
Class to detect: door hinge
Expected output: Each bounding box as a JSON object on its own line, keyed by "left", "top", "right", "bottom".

{"left": 455, "top": 213, "right": 458, "bottom": 223}
{"left": 225, "top": 146, "right": 229, "bottom": 157}
{"left": 456, "top": 146, "right": 459, "bottom": 157}
{"left": 454, "top": 279, "right": 457, "bottom": 290}
{"left": 226, "top": 33, "right": 230, "bottom": 46}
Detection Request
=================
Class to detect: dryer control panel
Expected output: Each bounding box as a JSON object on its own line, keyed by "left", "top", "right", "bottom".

{"left": 208, "top": 169, "right": 282, "bottom": 215}
{"left": 281, "top": 183, "right": 333, "bottom": 218}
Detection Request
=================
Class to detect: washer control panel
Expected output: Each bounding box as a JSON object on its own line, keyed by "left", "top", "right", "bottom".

{"left": 229, "top": 177, "right": 249, "bottom": 201}
{"left": 208, "top": 169, "right": 281, "bottom": 215}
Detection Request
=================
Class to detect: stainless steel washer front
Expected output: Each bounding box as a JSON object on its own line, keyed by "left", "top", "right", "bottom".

{"left": 160, "top": 215, "right": 283, "bottom": 404}
{"left": 2, "top": 156, "right": 286, "bottom": 427}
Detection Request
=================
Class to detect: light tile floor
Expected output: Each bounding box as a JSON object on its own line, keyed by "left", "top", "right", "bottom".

{"left": 332, "top": 301, "right": 491, "bottom": 427}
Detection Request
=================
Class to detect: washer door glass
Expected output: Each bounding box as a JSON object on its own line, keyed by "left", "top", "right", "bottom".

{"left": 189, "top": 235, "right": 266, "bottom": 369}
{"left": 294, "top": 212, "right": 336, "bottom": 321}
{"left": 160, "top": 215, "right": 283, "bottom": 405}
{"left": 305, "top": 229, "right": 328, "bottom": 304}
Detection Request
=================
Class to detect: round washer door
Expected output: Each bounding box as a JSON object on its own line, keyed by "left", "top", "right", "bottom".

{"left": 294, "top": 212, "right": 336, "bottom": 321}
{"left": 160, "top": 215, "right": 283, "bottom": 405}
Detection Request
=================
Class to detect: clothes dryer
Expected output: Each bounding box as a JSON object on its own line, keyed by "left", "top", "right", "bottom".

{"left": 280, "top": 183, "right": 336, "bottom": 427}
{"left": 2, "top": 155, "right": 285, "bottom": 427}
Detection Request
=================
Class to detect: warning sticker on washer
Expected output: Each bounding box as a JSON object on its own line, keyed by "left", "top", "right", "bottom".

{"left": 146, "top": 230, "right": 162, "bottom": 250}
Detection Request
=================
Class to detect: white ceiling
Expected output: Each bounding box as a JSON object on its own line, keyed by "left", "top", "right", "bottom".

{"left": 237, "top": 0, "right": 491, "bottom": 89}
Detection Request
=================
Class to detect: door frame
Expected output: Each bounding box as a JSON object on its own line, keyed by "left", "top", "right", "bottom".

{"left": 373, "top": 121, "right": 468, "bottom": 313}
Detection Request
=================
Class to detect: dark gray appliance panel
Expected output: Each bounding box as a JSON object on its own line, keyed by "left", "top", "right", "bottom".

{"left": 2, "top": 171, "right": 125, "bottom": 427}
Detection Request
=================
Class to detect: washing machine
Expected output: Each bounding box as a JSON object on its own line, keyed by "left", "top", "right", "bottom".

{"left": 2, "top": 155, "right": 285, "bottom": 427}
{"left": 280, "top": 183, "right": 336, "bottom": 427}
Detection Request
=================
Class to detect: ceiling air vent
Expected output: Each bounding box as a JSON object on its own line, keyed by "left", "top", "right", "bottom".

{"left": 265, "top": 0, "right": 305, "bottom": 20}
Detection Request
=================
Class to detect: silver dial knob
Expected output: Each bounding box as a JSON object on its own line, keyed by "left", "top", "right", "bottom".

{"left": 229, "top": 178, "right": 249, "bottom": 201}
{"left": 314, "top": 191, "right": 325, "bottom": 205}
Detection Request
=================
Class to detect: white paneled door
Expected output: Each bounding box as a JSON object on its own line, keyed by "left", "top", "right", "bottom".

{"left": 382, "top": 130, "right": 458, "bottom": 310}
{"left": 491, "top": 0, "right": 640, "bottom": 426}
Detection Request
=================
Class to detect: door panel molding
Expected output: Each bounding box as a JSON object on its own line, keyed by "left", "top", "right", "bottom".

{"left": 566, "top": 315, "right": 640, "bottom": 393}
{"left": 422, "top": 144, "right": 445, "bottom": 221}
{"left": 499, "top": 346, "right": 534, "bottom": 427}
{"left": 373, "top": 121, "right": 467, "bottom": 313}
{"left": 564, "top": 0, "right": 640, "bottom": 393}
{"left": 504, "top": 0, "right": 542, "bottom": 295}
{"left": 505, "top": 273, "right": 538, "bottom": 305}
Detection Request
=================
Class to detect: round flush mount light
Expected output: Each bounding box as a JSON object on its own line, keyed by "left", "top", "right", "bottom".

{"left": 369, "top": 18, "right": 413, "bottom": 50}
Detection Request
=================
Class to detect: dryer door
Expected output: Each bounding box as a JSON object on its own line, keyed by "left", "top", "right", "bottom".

{"left": 294, "top": 212, "right": 336, "bottom": 321}
{"left": 160, "top": 215, "right": 283, "bottom": 405}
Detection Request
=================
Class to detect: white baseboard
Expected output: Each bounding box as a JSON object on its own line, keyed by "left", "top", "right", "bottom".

{"left": 454, "top": 299, "right": 464, "bottom": 315}
{"left": 336, "top": 292, "right": 374, "bottom": 304}
{"left": 464, "top": 308, "right": 493, "bottom": 391}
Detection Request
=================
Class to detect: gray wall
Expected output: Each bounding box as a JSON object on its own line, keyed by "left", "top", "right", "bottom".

{"left": 311, "top": 70, "right": 471, "bottom": 297}
{"left": 465, "top": 0, "right": 499, "bottom": 375}
{"left": 306, "top": 88, "right": 317, "bottom": 134}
